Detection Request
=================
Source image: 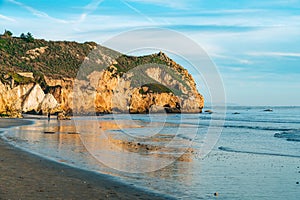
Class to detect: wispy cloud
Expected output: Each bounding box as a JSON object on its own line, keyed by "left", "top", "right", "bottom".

{"left": 218, "top": 65, "right": 246, "bottom": 72}
{"left": 248, "top": 52, "right": 300, "bottom": 58}
{"left": 74, "top": 0, "right": 156, "bottom": 31}
{"left": 203, "top": 9, "right": 264, "bottom": 14}
{"left": 212, "top": 54, "right": 252, "bottom": 64}
{"left": 121, "top": 0, "right": 156, "bottom": 23}
{"left": 126, "top": 0, "right": 192, "bottom": 9}
{"left": 177, "top": 9, "right": 266, "bottom": 16}
{"left": 78, "top": 0, "right": 104, "bottom": 23}
{"left": 7, "top": 0, "right": 68, "bottom": 23}
{"left": 0, "top": 14, "right": 16, "bottom": 22}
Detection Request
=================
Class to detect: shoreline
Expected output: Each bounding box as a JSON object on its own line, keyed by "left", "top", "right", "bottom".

{"left": 0, "top": 118, "right": 175, "bottom": 200}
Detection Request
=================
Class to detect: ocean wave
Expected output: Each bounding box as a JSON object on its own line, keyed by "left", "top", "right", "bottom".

{"left": 106, "top": 114, "right": 298, "bottom": 134}
{"left": 199, "top": 116, "right": 300, "bottom": 124}
{"left": 274, "top": 130, "right": 300, "bottom": 142}
{"left": 136, "top": 119, "right": 295, "bottom": 132}
{"left": 218, "top": 146, "right": 300, "bottom": 158}
{"left": 221, "top": 124, "right": 293, "bottom": 131}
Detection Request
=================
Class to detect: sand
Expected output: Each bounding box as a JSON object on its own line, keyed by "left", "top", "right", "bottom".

{"left": 0, "top": 119, "right": 174, "bottom": 200}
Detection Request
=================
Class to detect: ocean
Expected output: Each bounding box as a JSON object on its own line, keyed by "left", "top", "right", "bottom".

{"left": 1, "top": 106, "right": 300, "bottom": 199}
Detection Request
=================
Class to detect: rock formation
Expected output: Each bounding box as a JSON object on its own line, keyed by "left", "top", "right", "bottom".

{"left": 22, "top": 84, "right": 45, "bottom": 113}
{"left": 71, "top": 52, "right": 204, "bottom": 115}
{"left": 0, "top": 36, "right": 204, "bottom": 117}
{"left": 0, "top": 80, "right": 60, "bottom": 116}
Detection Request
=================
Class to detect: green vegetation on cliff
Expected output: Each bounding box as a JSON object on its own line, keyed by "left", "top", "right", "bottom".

{"left": 114, "top": 54, "right": 168, "bottom": 74}
{"left": 0, "top": 33, "right": 96, "bottom": 79}
{"left": 0, "top": 31, "right": 193, "bottom": 95}
{"left": 113, "top": 53, "right": 191, "bottom": 95}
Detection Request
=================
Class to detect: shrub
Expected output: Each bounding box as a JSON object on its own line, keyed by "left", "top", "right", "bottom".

{"left": 3, "top": 30, "right": 13, "bottom": 37}
{"left": 20, "top": 32, "right": 34, "bottom": 42}
{"left": 26, "top": 32, "right": 34, "bottom": 42}
{"left": 20, "top": 33, "right": 26, "bottom": 40}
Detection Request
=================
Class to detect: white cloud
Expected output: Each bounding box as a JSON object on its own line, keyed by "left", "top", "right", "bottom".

{"left": 7, "top": 0, "right": 68, "bottom": 23}
{"left": 192, "top": 9, "right": 265, "bottom": 15}
{"left": 78, "top": 0, "right": 104, "bottom": 23}
{"left": 218, "top": 66, "right": 246, "bottom": 72}
{"left": 0, "top": 14, "right": 16, "bottom": 22}
{"left": 211, "top": 53, "right": 252, "bottom": 65}
{"left": 248, "top": 52, "right": 300, "bottom": 58}
{"left": 120, "top": 0, "right": 155, "bottom": 23}
{"left": 84, "top": 0, "right": 104, "bottom": 11}
{"left": 126, "top": 0, "right": 192, "bottom": 9}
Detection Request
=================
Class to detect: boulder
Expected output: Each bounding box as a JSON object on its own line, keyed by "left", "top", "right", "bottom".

{"left": 149, "top": 105, "right": 165, "bottom": 113}
{"left": 40, "top": 93, "right": 60, "bottom": 114}
{"left": 22, "top": 84, "right": 45, "bottom": 113}
{"left": 205, "top": 110, "right": 213, "bottom": 114}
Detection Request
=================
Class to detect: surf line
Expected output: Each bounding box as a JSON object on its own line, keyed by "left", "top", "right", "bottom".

{"left": 218, "top": 146, "right": 300, "bottom": 158}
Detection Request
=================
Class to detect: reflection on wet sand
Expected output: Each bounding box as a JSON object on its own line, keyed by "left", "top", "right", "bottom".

{"left": 8, "top": 117, "right": 195, "bottom": 175}
{"left": 99, "top": 121, "right": 142, "bottom": 131}
{"left": 76, "top": 120, "right": 195, "bottom": 163}
{"left": 106, "top": 135, "right": 194, "bottom": 162}
{"left": 14, "top": 121, "right": 84, "bottom": 153}
{"left": 4, "top": 116, "right": 198, "bottom": 194}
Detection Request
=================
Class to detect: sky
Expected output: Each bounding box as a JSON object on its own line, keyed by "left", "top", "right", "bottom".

{"left": 1, "top": 0, "right": 300, "bottom": 106}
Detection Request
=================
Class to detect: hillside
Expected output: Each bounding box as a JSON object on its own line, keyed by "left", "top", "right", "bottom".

{"left": 0, "top": 33, "right": 204, "bottom": 117}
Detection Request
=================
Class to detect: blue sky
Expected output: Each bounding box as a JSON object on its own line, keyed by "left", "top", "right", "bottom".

{"left": 1, "top": 0, "right": 300, "bottom": 106}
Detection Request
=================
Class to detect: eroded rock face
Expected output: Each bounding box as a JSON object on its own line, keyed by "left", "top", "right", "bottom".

{"left": 0, "top": 81, "right": 8, "bottom": 113}
{"left": 69, "top": 57, "right": 204, "bottom": 114}
{"left": 0, "top": 52, "right": 204, "bottom": 117}
{"left": 0, "top": 81, "right": 60, "bottom": 116}
{"left": 40, "top": 93, "right": 59, "bottom": 114}
{"left": 44, "top": 76, "right": 74, "bottom": 113}
{"left": 144, "top": 66, "right": 204, "bottom": 113}
{"left": 0, "top": 81, "right": 35, "bottom": 116}
{"left": 22, "top": 84, "right": 45, "bottom": 113}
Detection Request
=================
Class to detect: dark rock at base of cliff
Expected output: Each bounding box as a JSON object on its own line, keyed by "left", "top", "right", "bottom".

{"left": 204, "top": 110, "right": 213, "bottom": 114}
{"left": 165, "top": 107, "right": 181, "bottom": 114}
{"left": 264, "top": 109, "right": 273, "bottom": 112}
{"left": 274, "top": 130, "right": 300, "bottom": 142}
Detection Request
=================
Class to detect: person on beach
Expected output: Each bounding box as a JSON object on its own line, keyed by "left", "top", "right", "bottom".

{"left": 47, "top": 112, "right": 50, "bottom": 122}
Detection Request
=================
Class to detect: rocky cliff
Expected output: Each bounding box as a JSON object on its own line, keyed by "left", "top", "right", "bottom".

{"left": 0, "top": 35, "right": 204, "bottom": 117}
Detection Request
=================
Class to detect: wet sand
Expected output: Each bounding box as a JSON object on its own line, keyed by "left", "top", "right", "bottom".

{"left": 0, "top": 119, "right": 173, "bottom": 200}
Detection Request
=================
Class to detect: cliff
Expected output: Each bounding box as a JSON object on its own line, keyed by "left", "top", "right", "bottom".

{"left": 0, "top": 35, "right": 204, "bottom": 117}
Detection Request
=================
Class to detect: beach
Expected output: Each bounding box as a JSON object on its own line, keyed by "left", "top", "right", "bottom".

{"left": 1, "top": 107, "right": 300, "bottom": 199}
{"left": 0, "top": 119, "right": 172, "bottom": 200}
